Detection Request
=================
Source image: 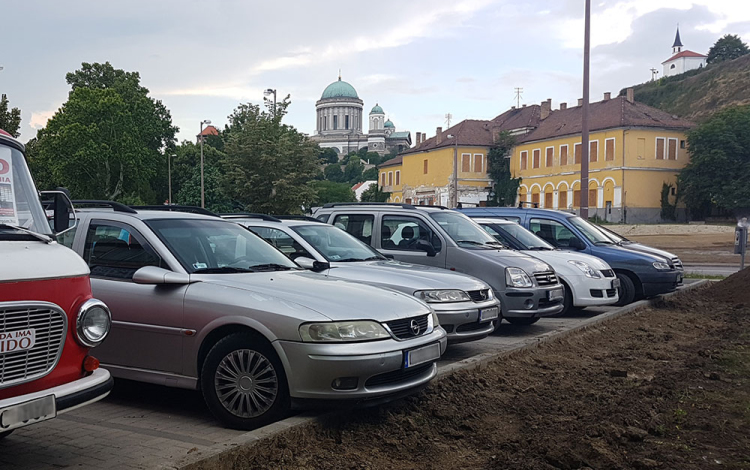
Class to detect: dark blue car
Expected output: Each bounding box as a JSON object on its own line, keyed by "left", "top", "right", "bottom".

{"left": 459, "top": 207, "right": 682, "bottom": 306}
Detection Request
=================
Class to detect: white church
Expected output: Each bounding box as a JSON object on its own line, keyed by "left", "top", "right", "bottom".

{"left": 662, "top": 27, "right": 707, "bottom": 77}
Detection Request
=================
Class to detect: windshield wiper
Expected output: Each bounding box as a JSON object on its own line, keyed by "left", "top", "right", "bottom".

{"left": 336, "top": 256, "right": 383, "bottom": 262}
{"left": 193, "top": 266, "right": 255, "bottom": 274}
{"left": 594, "top": 240, "right": 614, "bottom": 246}
{"left": 527, "top": 246, "right": 552, "bottom": 251}
{"left": 0, "top": 224, "right": 53, "bottom": 243}
{"left": 248, "top": 263, "right": 295, "bottom": 272}
{"left": 456, "top": 240, "right": 485, "bottom": 246}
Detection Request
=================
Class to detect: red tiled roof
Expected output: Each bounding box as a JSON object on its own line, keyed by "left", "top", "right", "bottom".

{"left": 379, "top": 155, "right": 403, "bottom": 168}
{"left": 351, "top": 182, "right": 366, "bottom": 191}
{"left": 662, "top": 50, "right": 707, "bottom": 64}
{"left": 197, "top": 125, "right": 219, "bottom": 137}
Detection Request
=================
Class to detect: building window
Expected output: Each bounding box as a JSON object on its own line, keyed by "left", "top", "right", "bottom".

{"left": 395, "top": 171, "right": 400, "bottom": 185}
{"left": 404, "top": 198, "right": 412, "bottom": 204}
{"left": 380, "top": 173, "right": 386, "bottom": 187}
{"left": 589, "top": 141, "right": 598, "bottom": 163}
{"left": 388, "top": 172, "right": 393, "bottom": 186}
{"left": 671, "top": 64, "right": 676, "bottom": 69}
{"left": 474, "top": 154, "right": 483, "bottom": 173}
{"left": 605, "top": 138, "right": 615, "bottom": 161}
{"left": 423, "top": 159, "right": 428, "bottom": 174}
{"left": 345, "top": 115, "right": 349, "bottom": 130}
{"left": 574, "top": 143, "right": 582, "bottom": 164}
{"left": 680, "top": 140, "right": 686, "bottom": 149}
{"left": 560, "top": 145, "right": 568, "bottom": 165}
{"left": 520, "top": 151, "right": 528, "bottom": 170}
{"left": 461, "top": 153, "right": 471, "bottom": 172}
{"left": 656, "top": 137, "right": 666, "bottom": 160}
{"left": 323, "top": 116, "right": 327, "bottom": 130}
{"left": 559, "top": 190, "right": 568, "bottom": 209}
{"left": 532, "top": 149, "right": 541, "bottom": 169}
{"left": 668, "top": 138, "right": 678, "bottom": 160}
{"left": 545, "top": 147, "right": 554, "bottom": 167}
{"left": 333, "top": 115, "right": 338, "bottom": 130}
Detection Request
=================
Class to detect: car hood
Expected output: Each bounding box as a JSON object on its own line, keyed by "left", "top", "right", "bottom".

{"left": 327, "top": 260, "right": 488, "bottom": 293}
{"left": 190, "top": 270, "right": 431, "bottom": 322}
{"left": 521, "top": 250, "right": 611, "bottom": 271}
{"left": 471, "top": 247, "right": 554, "bottom": 272}
{"left": 616, "top": 242, "right": 676, "bottom": 262}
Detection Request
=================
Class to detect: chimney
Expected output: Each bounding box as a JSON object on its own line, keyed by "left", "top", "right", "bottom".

{"left": 511, "top": 106, "right": 516, "bottom": 110}
{"left": 626, "top": 88, "right": 634, "bottom": 104}
{"left": 540, "top": 99, "right": 552, "bottom": 120}
{"left": 603, "top": 92, "right": 611, "bottom": 101}
{"left": 577, "top": 98, "right": 584, "bottom": 107}
{"left": 415, "top": 132, "right": 421, "bottom": 145}
{"left": 560, "top": 102, "right": 567, "bottom": 110}
{"left": 436, "top": 127, "right": 443, "bottom": 145}
{"left": 522, "top": 104, "right": 527, "bottom": 107}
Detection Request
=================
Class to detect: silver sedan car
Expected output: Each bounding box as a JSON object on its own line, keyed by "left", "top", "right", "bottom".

{"left": 62, "top": 205, "right": 448, "bottom": 430}
{"left": 226, "top": 215, "right": 500, "bottom": 343}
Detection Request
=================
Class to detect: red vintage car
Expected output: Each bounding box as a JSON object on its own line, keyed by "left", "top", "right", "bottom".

{"left": 0, "top": 129, "right": 113, "bottom": 439}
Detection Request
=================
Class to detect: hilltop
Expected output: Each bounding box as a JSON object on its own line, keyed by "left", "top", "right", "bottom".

{"left": 620, "top": 54, "right": 750, "bottom": 123}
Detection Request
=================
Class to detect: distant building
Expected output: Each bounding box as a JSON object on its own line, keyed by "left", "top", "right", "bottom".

{"left": 662, "top": 27, "right": 707, "bottom": 77}
{"left": 196, "top": 125, "right": 219, "bottom": 144}
{"left": 310, "top": 75, "right": 412, "bottom": 157}
{"left": 352, "top": 181, "right": 377, "bottom": 201}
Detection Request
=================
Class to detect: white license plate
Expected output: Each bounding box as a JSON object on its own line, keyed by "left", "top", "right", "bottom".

{"left": 0, "top": 395, "right": 56, "bottom": 431}
{"left": 0, "top": 328, "right": 36, "bottom": 354}
{"left": 611, "top": 278, "right": 621, "bottom": 289}
{"left": 404, "top": 342, "right": 441, "bottom": 369}
{"left": 479, "top": 307, "right": 499, "bottom": 321}
{"left": 547, "top": 288, "right": 564, "bottom": 301}
{"left": 677, "top": 273, "right": 683, "bottom": 283}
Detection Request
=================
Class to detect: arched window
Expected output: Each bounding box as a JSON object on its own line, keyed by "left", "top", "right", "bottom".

{"left": 670, "top": 64, "right": 676, "bottom": 69}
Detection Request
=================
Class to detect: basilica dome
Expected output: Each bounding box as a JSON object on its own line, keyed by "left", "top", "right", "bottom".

{"left": 321, "top": 78, "right": 359, "bottom": 100}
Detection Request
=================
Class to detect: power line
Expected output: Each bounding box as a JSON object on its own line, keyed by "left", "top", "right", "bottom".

{"left": 445, "top": 113, "right": 452, "bottom": 128}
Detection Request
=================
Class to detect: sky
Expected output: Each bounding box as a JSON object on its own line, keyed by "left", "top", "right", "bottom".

{"left": 1, "top": 0, "right": 749, "bottom": 144}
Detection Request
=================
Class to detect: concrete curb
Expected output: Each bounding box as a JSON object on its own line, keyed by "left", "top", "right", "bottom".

{"left": 176, "top": 280, "right": 710, "bottom": 469}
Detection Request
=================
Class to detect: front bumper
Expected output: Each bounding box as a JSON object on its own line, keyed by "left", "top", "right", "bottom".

{"left": 501, "top": 284, "right": 564, "bottom": 318}
{"left": 0, "top": 368, "right": 113, "bottom": 432}
{"left": 565, "top": 274, "right": 620, "bottom": 307}
{"left": 276, "top": 328, "right": 447, "bottom": 401}
{"left": 641, "top": 270, "right": 681, "bottom": 297}
{"left": 432, "top": 300, "right": 499, "bottom": 343}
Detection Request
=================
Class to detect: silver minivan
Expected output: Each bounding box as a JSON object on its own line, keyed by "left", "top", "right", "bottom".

{"left": 314, "top": 204, "right": 565, "bottom": 325}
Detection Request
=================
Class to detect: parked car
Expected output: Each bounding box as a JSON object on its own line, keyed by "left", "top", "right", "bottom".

{"left": 314, "top": 203, "right": 564, "bottom": 325}
{"left": 459, "top": 207, "right": 682, "bottom": 305}
{"left": 594, "top": 223, "right": 685, "bottom": 276}
{"left": 0, "top": 130, "right": 113, "bottom": 439}
{"left": 61, "top": 203, "right": 447, "bottom": 429}
{"left": 225, "top": 214, "right": 500, "bottom": 343}
{"left": 473, "top": 217, "right": 619, "bottom": 314}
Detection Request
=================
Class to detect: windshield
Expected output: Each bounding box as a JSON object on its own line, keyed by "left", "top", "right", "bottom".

{"left": 596, "top": 224, "right": 629, "bottom": 243}
{"left": 568, "top": 216, "right": 614, "bottom": 245}
{"left": 429, "top": 211, "right": 500, "bottom": 248}
{"left": 0, "top": 143, "right": 52, "bottom": 237}
{"left": 293, "top": 224, "right": 384, "bottom": 262}
{"left": 147, "top": 219, "right": 298, "bottom": 273}
{"left": 483, "top": 222, "right": 553, "bottom": 250}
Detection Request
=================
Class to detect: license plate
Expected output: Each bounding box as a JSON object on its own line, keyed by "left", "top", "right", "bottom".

{"left": 404, "top": 342, "right": 441, "bottom": 369}
{"left": 0, "top": 395, "right": 56, "bottom": 431}
{"left": 479, "top": 307, "right": 499, "bottom": 322}
{"left": 611, "top": 278, "right": 621, "bottom": 289}
{"left": 547, "top": 288, "right": 564, "bottom": 301}
{"left": 0, "top": 328, "right": 36, "bottom": 354}
{"left": 677, "top": 273, "right": 683, "bottom": 283}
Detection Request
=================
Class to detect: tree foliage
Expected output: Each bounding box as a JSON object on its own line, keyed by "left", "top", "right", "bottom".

{"left": 324, "top": 163, "right": 345, "bottom": 182}
{"left": 344, "top": 157, "right": 364, "bottom": 184}
{"left": 486, "top": 131, "right": 520, "bottom": 207}
{"left": 169, "top": 140, "right": 231, "bottom": 211}
{"left": 678, "top": 105, "right": 750, "bottom": 218}
{"left": 707, "top": 34, "right": 750, "bottom": 64}
{"left": 27, "top": 62, "right": 177, "bottom": 202}
{"left": 0, "top": 94, "right": 22, "bottom": 138}
{"left": 318, "top": 147, "right": 339, "bottom": 164}
{"left": 660, "top": 182, "right": 677, "bottom": 221}
{"left": 360, "top": 184, "right": 389, "bottom": 202}
{"left": 362, "top": 167, "right": 379, "bottom": 181}
{"left": 311, "top": 180, "right": 356, "bottom": 205}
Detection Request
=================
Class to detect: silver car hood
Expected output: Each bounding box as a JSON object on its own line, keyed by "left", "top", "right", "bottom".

{"left": 327, "top": 260, "right": 488, "bottom": 293}
{"left": 469, "top": 248, "right": 553, "bottom": 272}
{"left": 190, "top": 270, "right": 431, "bottom": 322}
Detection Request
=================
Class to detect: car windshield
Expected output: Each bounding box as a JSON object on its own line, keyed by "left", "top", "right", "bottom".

{"left": 568, "top": 216, "right": 614, "bottom": 245}
{"left": 0, "top": 143, "right": 52, "bottom": 237}
{"left": 429, "top": 211, "right": 500, "bottom": 248}
{"left": 596, "top": 224, "right": 630, "bottom": 243}
{"left": 147, "top": 219, "right": 298, "bottom": 273}
{"left": 485, "top": 222, "right": 553, "bottom": 250}
{"left": 293, "top": 224, "right": 384, "bottom": 262}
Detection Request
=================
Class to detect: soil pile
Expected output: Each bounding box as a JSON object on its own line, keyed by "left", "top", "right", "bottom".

{"left": 194, "top": 282, "right": 750, "bottom": 470}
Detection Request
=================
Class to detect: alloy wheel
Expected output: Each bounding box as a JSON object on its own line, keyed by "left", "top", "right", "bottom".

{"left": 214, "top": 349, "right": 279, "bottom": 418}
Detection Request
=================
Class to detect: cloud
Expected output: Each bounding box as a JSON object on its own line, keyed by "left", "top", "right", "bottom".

{"left": 29, "top": 109, "right": 57, "bottom": 130}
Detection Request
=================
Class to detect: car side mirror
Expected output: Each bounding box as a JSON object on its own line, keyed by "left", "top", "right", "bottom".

{"left": 40, "top": 189, "right": 76, "bottom": 235}
{"left": 133, "top": 266, "right": 192, "bottom": 285}
{"left": 296, "top": 257, "right": 330, "bottom": 272}
{"left": 415, "top": 239, "right": 437, "bottom": 257}
{"left": 569, "top": 238, "right": 587, "bottom": 250}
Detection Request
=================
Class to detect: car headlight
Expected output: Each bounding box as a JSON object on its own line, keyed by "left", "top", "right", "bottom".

{"left": 430, "top": 310, "right": 440, "bottom": 327}
{"left": 76, "top": 299, "right": 112, "bottom": 347}
{"left": 652, "top": 261, "right": 671, "bottom": 270}
{"left": 505, "top": 267, "right": 533, "bottom": 288}
{"left": 568, "top": 260, "right": 601, "bottom": 278}
{"left": 415, "top": 290, "right": 471, "bottom": 303}
{"left": 299, "top": 321, "right": 391, "bottom": 342}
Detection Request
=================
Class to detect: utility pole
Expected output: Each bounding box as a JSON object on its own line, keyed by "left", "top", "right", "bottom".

{"left": 514, "top": 87, "right": 523, "bottom": 108}
{"left": 580, "top": 0, "right": 591, "bottom": 219}
{"left": 168, "top": 153, "right": 175, "bottom": 205}
{"left": 264, "top": 89, "right": 277, "bottom": 118}
{"left": 445, "top": 113, "right": 452, "bottom": 128}
{"left": 199, "top": 119, "right": 212, "bottom": 208}
{"left": 448, "top": 133, "right": 459, "bottom": 208}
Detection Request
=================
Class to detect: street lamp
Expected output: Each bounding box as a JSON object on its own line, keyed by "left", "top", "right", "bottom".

{"left": 264, "top": 89, "right": 277, "bottom": 118}
{"left": 447, "top": 133, "right": 459, "bottom": 208}
{"left": 580, "top": 0, "right": 592, "bottom": 218}
{"left": 168, "top": 153, "right": 176, "bottom": 205}
{"left": 200, "top": 119, "right": 212, "bottom": 208}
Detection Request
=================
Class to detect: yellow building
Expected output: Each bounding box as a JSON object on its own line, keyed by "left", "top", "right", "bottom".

{"left": 512, "top": 91, "right": 693, "bottom": 222}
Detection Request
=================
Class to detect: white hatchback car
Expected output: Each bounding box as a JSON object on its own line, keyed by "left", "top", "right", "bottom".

{"left": 474, "top": 218, "right": 619, "bottom": 314}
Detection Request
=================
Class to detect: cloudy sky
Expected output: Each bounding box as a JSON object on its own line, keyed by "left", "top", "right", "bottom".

{"left": 2, "top": 0, "right": 749, "bottom": 144}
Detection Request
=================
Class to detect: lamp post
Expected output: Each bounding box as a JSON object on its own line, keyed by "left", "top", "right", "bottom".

{"left": 200, "top": 119, "right": 212, "bottom": 208}
{"left": 580, "top": 0, "right": 591, "bottom": 219}
{"left": 168, "top": 153, "right": 176, "bottom": 205}
{"left": 447, "top": 133, "right": 458, "bottom": 208}
{"left": 264, "top": 89, "right": 277, "bottom": 118}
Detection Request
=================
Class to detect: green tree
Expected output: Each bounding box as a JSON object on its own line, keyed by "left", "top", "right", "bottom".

{"left": 660, "top": 182, "right": 677, "bottom": 221}
{"left": 362, "top": 167, "right": 379, "bottom": 180}
{"left": 707, "top": 34, "right": 750, "bottom": 64}
{"left": 176, "top": 165, "right": 234, "bottom": 213}
{"left": 222, "top": 98, "right": 319, "bottom": 214}
{"left": 486, "top": 131, "right": 520, "bottom": 206}
{"left": 324, "top": 163, "right": 345, "bottom": 182}
{"left": 319, "top": 147, "right": 339, "bottom": 164}
{"left": 28, "top": 62, "right": 177, "bottom": 202}
{"left": 311, "top": 180, "right": 357, "bottom": 205}
{"left": 169, "top": 141, "right": 228, "bottom": 207}
{"left": 678, "top": 105, "right": 750, "bottom": 218}
{"left": 0, "top": 94, "right": 22, "bottom": 138}
{"left": 360, "top": 183, "right": 390, "bottom": 202}
{"left": 344, "top": 157, "right": 364, "bottom": 184}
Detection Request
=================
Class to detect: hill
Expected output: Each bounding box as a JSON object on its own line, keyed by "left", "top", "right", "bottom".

{"left": 620, "top": 54, "right": 750, "bottom": 123}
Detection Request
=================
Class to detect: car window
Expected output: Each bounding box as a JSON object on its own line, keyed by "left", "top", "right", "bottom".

{"left": 381, "top": 215, "right": 442, "bottom": 253}
{"left": 332, "top": 214, "right": 374, "bottom": 245}
{"left": 315, "top": 214, "right": 329, "bottom": 222}
{"left": 246, "top": 226, "right": 314, "bottom": 260}
{"left": 83, "top": 221, "right": 163, "bottom": 280}
{"left": 293, "top": 224, "right": 383, "bottom": 262}
{"left": 429, "top": 211, "right": 498, "bottom": 248}
{"left": 528, "top": 218, "right": 581, "bottom": 249}
{"left": 55, "top": 218, "right": 78, "bottom": 249}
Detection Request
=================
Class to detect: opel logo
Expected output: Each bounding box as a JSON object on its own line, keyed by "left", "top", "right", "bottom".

{"left": 546, "top": 275, "right": 552, "bottom": 282}
{"left": 410, "top": 319, "right": 421, "bottom": 335}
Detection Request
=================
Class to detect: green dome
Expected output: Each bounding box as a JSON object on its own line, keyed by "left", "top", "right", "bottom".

{"left": 384, "top": 119, "right": 395, "bottom": 128}
{"left": 370, "top": 104, "right": 384, "bottom": 114}
{"left": 321, "top": 78, "right": 359, "bottom": 100}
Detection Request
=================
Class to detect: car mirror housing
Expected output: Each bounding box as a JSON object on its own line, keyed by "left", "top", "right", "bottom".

{"left": 133, "top": 266, "right": 192, "bottom": 285}
{"left": 415, "top": 239, "right": 437, "bottom": 257}
{"left": 569, "top": 238, "right": 587, "bottom": 250}
{"left": 296, "top": 257, "right": 330, "bottom": 272}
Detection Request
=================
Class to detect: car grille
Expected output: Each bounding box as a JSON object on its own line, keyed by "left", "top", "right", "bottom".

{"left": 365, "top": 363, "right": 433, "bottom": 388}
{"left": 467, "top": 289, "right": 490, "bottom": 302}
{"left": 671, "top": 258, "right": 684, "bottom": 271}
{"left": 533, "top": 271, "right": 558, "bottom": 286}
{"left": 385, "top": 314, "right": 430, "bottom": 340}
{"left": 600, "top": 269, "right": 615, "bottom": 278}
{"left": 0, "top": 303, "right": 67, "bottom": 389}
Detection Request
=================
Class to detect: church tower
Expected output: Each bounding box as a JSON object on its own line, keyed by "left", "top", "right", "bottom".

{"left": 672, "top": 27, "right": 683, "bottom": 54}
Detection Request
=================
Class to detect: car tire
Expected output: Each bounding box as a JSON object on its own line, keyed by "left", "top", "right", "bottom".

{"left": 0, "top": 430, "right": 13, "bottom": 440}
{"left": 559, "top": 282, "right": 574, "bottom": 316}
{"left": 201, "top": 332, "right": 289, "bottom": 430}
{"left": 505, "top": 317, "right": 540, "bottom": 326}
{"left": 614, "top": 273, "right": 636, "bottom": 306}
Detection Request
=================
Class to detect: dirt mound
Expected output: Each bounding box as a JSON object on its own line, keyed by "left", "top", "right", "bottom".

{"left": 707, "top": 267, "right": 750, "bottom": 304}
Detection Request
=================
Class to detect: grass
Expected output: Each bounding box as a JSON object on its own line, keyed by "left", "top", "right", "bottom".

{"left": 683, "top": 273, "right": 727, "bottom": 280}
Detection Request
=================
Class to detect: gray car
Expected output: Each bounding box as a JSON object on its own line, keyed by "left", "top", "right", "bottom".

{"left": 60, "top": 204, "right": 447, "bottom": 430}
{"left": 314, "top": 203, "right": 565, "bottom": 324}
{"left": 225, "top": 215, "right": 500, "bottom": 343}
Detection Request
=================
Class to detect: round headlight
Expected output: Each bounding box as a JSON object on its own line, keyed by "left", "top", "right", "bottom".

{"left": 76, "top": 299, "right": 112, "bottom": 347}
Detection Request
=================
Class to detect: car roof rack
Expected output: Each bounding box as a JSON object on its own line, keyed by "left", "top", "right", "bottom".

{"left": 220, "top": 213, "right": 282, "bottom": 222}
{"left": 72, "top": 200, "right": 138, "bottom": 214}
{"left": 517, "top": 201, "right": 540, "bottom": 208}
{"left": 276, "top": 215, "right": 326, "bottom": 223}
{"left": 131, "top": 205, "right": 219, "bottom": 217}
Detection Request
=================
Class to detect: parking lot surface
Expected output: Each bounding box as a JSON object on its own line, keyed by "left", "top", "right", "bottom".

{"left": 1, "top": 282, "right": 698, "bottom": 469}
